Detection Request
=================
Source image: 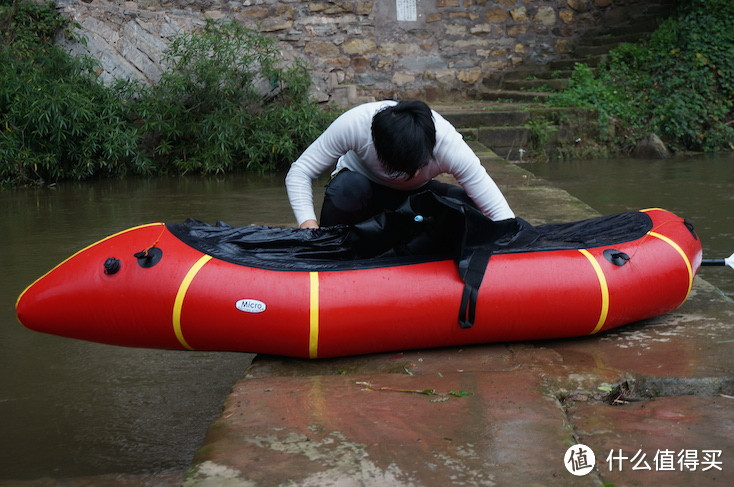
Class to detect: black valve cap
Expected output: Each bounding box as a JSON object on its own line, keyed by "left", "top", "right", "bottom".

{"left": 104, "top": 257, "right": 121, "bottom": 275}
{"left": 135, "top": 247, "right": 163, "bottom": 268}
{"left": 603, "top": 249, "right": 630, "bottom": 266}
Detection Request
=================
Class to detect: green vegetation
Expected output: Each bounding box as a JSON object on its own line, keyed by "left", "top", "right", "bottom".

{"left": 550, "top": 0, "right": 733, "bottom": 153}
{"left": 525, "top": 118, "right": 557, "bottom": 148}
{"left": 0, "top": 0, "right": 333, "bottom": 187}
{"left": 129, "top": 20, "right": 331, "bottom": 174}
{"left": 1, "top": 0, "right": 145, "bottom": 186}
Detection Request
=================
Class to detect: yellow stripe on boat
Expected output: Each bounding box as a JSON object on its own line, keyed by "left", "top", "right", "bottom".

{"left": 15, "top": 223, "right": 164, "bottom": 312}
{"left": 172, "top": 255, "right": 212, "bottom": 350}
{"left": 578, "top": 249, "right": 609, "bottom": 334}
{"left": 648, "top": 231, "right": 693, "bottom": 299}
{"left": 309, "top": 272, "right": 320, "bottom": 359}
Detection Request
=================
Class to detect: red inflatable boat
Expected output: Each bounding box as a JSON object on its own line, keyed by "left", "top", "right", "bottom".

{"left": 16, "top": 195, "right": 701, "bottom": 358}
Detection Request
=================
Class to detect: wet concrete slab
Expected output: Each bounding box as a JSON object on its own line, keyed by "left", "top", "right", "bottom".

{"left": 569, "top": 396, "right": 731, "bottom": 486}
{"left": 186, "top": 371, "right": 590, "bottom": 487}
{"left": 185, "top": 147, "right": 733, "bottom": 486}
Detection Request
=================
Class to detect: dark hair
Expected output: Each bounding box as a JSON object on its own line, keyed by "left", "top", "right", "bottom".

{"left": 371, "top": 100, "right": 436, "bottom": 178}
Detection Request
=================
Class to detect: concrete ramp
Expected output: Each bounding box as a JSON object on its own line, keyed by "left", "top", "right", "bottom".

{"left": 185, "top": 147, "right": 733, "bottom": 487}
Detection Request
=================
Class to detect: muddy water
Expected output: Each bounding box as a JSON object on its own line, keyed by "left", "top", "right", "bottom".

{"left": 526, "top": 153, "right": 734, "bottom": 298}
{"left": 0, "top": 173, "right": 324, "bottom": 482}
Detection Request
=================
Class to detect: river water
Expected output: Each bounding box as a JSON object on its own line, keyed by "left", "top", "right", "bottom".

{"left": 0, "top": 173, "right": 319, "bottom": 483}
{"left": 0, "top": 154, "right": 731, "bottom": 483}
{"left": 526, "top": 153, "right": 733, "bottom": 299}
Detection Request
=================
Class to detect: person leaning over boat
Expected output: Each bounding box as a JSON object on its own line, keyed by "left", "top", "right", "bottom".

{"left": 285, "top": 100, "right": 515, "bottom": 229}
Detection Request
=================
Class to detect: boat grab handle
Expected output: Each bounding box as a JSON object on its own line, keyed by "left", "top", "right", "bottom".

{"left": 458, "top": 249, "right": 492, "bottom": 329}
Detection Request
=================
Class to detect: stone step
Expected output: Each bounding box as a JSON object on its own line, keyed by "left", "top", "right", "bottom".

{"left": 450, "top": 0, "right": 676, "bottom": 161}
{"left": 549, "top": 55, "right": 607, "bottom": 70}
{"left": 503, "top": 68, "right": 575, "bottom": 81}
{"left": 461, "top": 124, "right": 589, "bottom": 161}
{"left": 475, "top": 125, "right": 581, "bottom": 149}
{"left": 442, "top": 110, "right": 531, "bottom": 128}
{"left": 441, "top": 105, "right": 598, "bottom": 161}
{"left": 573, "top": 43, "right": 620, "bottom": 58}
{"left": 442, "top": 106, "right": 596, "bottom": 129}
{"left": 593, "top": 17, "right": 667, "bottom": 37}
{"left": 496, "top": 1, "right": 676, "bottom": 92}
{"left": 476, "top": 126, "right": 531, "bottom": 150}
{"left": 578, "top": 31, "right": 653, "bottom": 47}
{"left": 501, "top": 79, "right": 568, "bottom": 92}
{"left": 477, "top": 89, "right": 552, "bottom": 103}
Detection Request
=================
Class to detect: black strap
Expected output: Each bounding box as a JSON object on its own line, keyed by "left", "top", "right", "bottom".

{"left": 457, "top": 249, "right": 492, "bottom": 328}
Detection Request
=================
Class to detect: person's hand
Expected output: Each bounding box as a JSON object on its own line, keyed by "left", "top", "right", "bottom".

{"left": 299, "top": 219, "right": 319, "bottom": 229}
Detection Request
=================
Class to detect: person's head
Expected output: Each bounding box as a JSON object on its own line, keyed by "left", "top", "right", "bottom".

{"left": 371, "top": 100, "right": 436, "bottom": 179}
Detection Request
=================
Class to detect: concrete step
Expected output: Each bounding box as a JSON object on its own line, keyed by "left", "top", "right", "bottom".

{"left": 472, "top": 125, "right": 584, "bottom": 160}
{"left": 442, "top": 106, "right": 596, "bottom": 128}
{"left": 451, "top": 0, "right": 677, "bottom": 161}
{"left": 592, "top": 17, "right": 667, "bottom": 38}
{"left": 503, "top": 68, "right": 575, "bottom": 81}
{"left": 574, "top": 43, "right": 620, "bottom": 58}
{"left": 549, "top": 55, "right": 607, "bottom": 70}
{"left": 441, "top": 110, "right": 531, "bottom": 128}
{"left": 477, "top": 89, "right": 552, "bottom": 103}
{"left": 475, "top": 126, "right": 531, "bottom": 149}
{"left": 486, "top": 0, "right": 677, "bottom": 104}
{"left": 579, "top": 31, "right": 653, "bottom": 47}
{"left": 439, "top": 104, "right": 598, "bottom": 161}
{"left": 502, "top": 78, "right": 569, "bottom": 92}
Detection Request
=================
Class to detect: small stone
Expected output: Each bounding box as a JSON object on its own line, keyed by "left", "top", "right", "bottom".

{"left": 343, "top": 38, "right": 377, "bottom": 55}
{"left": 458, "top": 68, "right": 482, "bottom": 84}
{"left": 510, "top": 7, "right": 528, "bottom": 22}
{"left": 392, "top": 72, "right": 416, "bottom": 85}
{"left": 560, "top": 9, "right": 575, "bottom": 23}
{"left": 486, "top": 7, "right": 508, "bottom": 23}
{"left": 534, "top": 6, "right": 557, "bottom": 26}
{"left": 567, "top": 0, "right": 589, "bottom": 13}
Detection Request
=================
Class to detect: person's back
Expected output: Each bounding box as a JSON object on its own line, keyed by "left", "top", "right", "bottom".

{"left": 285, "top": 100, "right": 515, "bottom": 228}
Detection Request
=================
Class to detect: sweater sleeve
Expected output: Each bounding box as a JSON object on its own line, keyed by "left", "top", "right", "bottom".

{"left": 433, "top": 116, "right": 515, "bottom": 221}
{"left": 285, "top": 113, "right": 355, "bottom": 225}
{"left": 285, "top": 102, "right": 386, "bottom": 225}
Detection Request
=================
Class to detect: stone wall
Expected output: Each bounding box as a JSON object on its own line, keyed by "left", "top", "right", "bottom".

{"left": 54, "top": 0, "right": 639, "bottom": 105}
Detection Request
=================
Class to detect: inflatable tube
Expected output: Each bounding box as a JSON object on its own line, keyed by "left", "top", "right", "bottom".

{"left": 16, "top": 204, "right": 702, "bottom": 358}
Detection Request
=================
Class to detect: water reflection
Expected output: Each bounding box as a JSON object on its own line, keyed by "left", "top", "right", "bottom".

{"left": 0, "top": 173, "right": 324, "bottom": 481}
{"left": 526, "top": 153, "right": 733, "bottom": 298}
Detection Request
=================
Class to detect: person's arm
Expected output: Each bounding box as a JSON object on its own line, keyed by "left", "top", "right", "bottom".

{"left": 433, "top": 116, "right": 515, "bottom": 221}
{"left": 286, "top": 103, "right": 381, "bottom": 227}
{"left": 285, "top": 118, "right": 351, "bottom": 227}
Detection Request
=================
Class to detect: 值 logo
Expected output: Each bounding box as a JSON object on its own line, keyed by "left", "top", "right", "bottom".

{"left": 565, "top": 443, "right": 596, "bottom": 476}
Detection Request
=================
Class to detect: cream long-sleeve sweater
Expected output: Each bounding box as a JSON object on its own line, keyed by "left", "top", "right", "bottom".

{"left": 285, "top": 101, "right": 515, "bottom": 226}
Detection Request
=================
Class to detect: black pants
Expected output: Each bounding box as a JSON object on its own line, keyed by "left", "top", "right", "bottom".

{"left": 320, "top": 169, "right": 475, "bottom": 226}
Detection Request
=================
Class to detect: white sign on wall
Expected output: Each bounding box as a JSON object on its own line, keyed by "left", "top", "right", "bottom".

{"left": 396, "top": 0, "right": 417, "bottom": 21}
